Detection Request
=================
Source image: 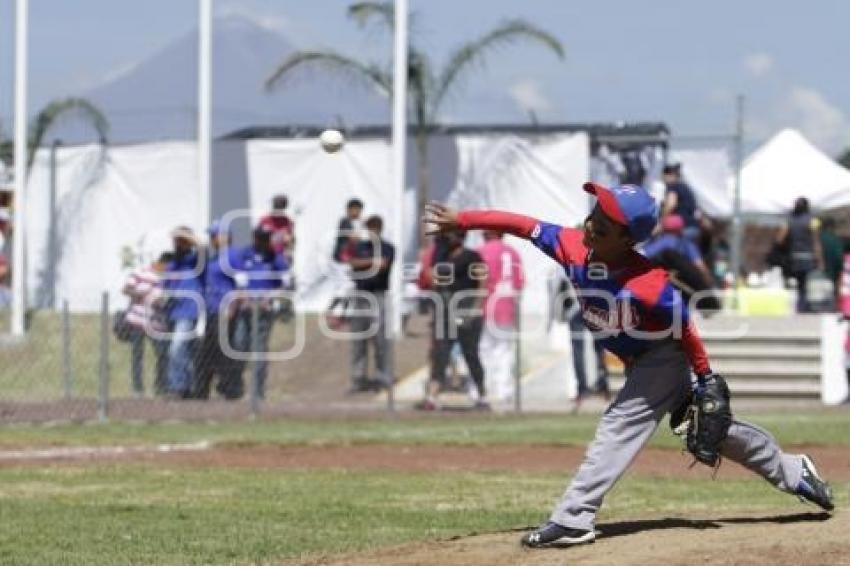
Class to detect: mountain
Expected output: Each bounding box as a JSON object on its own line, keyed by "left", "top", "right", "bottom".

{"left": 54, "top": 15, "right": 391, "bottom": 143}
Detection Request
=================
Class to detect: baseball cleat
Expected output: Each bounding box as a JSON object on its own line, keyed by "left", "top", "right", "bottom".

{"left": 796, "top": 454, "right": 834, "bottom": 511}
{"left": 520, "top": 522, "right": 595, "bottom": 548}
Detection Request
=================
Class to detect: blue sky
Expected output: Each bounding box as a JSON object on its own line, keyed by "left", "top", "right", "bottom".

{"left": 1, "top": 0, "right": 849, "bottom": 153}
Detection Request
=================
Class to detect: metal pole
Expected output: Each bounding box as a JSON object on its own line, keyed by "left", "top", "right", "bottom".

{"left": 730, "top": 95, "right": 745, "bottom": 305}
{"left": 47, "top": 140, "right": 61, "bottom": 308}
{"left": 11, "top": 0, "right": 29, "bottom": 336}
{"left": 514, "top": 295, "right": 522, "bottom": 413}
{"left": 388, "top": 0, "right": 409, "bottom": 411}
{"left": 386, "top": 294, "right": 395, "bottom": 413}
{"left": 197, "top": 0, "right": 212, "bottom": 229}
{"left": 62, "top": 299, "right": 72, "bottom": 399}
{"left": 98, "top": 292, "right": 110, "bottom": 422}
{"left": 250, "top": 301, "right": 260, "bottom": 418}
{"left": 390, "top": 0, "right": 409, "bottom": 337}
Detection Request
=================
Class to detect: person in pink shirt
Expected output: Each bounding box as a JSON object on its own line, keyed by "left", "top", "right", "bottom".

{"left": 841, "top": 251, "right": 850, "bottom": 403}
{"left": 477, "top": 230, "right": 524, "bottom": 402}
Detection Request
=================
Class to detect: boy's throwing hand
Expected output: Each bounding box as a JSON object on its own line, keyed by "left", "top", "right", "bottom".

{"left": 423, "top": 202, "right": 460, "bottom": 235}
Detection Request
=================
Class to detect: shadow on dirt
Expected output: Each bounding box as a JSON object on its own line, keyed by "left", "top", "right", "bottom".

{"left": 597, "top": 512, "right": 832, "bottom": 539}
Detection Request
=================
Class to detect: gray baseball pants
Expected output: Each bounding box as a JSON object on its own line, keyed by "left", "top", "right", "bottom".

{"left": 550, "top": 340, "right": 804, "bottom": 531}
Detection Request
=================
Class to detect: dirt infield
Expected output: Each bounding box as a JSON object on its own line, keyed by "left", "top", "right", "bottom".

{"left": 6, "top": 443, "right": 850, "bottom": 481}
{"left": 291, "top": 511, "right": 849, "bottom": 566}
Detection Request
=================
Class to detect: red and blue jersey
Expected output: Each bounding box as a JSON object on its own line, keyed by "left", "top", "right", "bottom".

{"left": 457, "top": 210, "right": 710, "bottom": 374}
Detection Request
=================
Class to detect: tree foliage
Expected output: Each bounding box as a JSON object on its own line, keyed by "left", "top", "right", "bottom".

{"left": 0, "top": 98, "right": 109, "bottom": 171}
{"left": 837, "top": 148, "right": 850, "bottom": 170}
{"left": 265, "top": 2, "right": 564, "bottom": 238}
{"left": 28, "top": 97, "right": 109, "bottom": 169}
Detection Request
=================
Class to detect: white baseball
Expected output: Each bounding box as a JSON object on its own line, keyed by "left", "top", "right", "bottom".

{"left": 319, "top": 129, "right": 345, "bottom": 153}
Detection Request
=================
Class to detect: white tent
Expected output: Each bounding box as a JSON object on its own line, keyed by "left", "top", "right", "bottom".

{"left": 736, "top": 129, "right": 850, "bottom": 214}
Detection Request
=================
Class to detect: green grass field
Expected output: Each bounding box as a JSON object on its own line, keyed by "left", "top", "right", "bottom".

{"left": 0, "top": 411, "right": 847, "bottom": 565}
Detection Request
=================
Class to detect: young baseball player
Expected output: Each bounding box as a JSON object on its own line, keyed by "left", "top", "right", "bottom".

{"left": 424, "top": 182, "right": 835, "bottom": 548}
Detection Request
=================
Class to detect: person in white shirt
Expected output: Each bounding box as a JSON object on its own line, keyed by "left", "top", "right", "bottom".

{"left": 121, "top": 253, "right": 172, "bottom": 396}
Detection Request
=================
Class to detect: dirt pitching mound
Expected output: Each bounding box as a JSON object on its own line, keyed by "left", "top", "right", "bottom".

{"left": 292, "top": 510, "right": 848, "bottom": 566}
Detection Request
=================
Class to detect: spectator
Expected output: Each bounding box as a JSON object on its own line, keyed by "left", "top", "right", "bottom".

{"left": 661, "top": 163, "right": 702, "bottom": 242}
{"left": 0, "top": 208, "right": 9, "bottom": 253}
{"left": 122, "top": 253, "right": 172, "bottom": 397}
{"left": 556, "top": 274, "right": 609, "bottom": 406}
{"left": 416, "top": 229, "right": 488, "bottom": 411}
{"left": 643, "top": 215, "right": 719, "bottom": 313}
{"left": 819, "top": 217, "right": 844, "bottom": 308}
{"left": 840, "top": 250, "right": 850, "bottom": 403}
{"left": 333, "top": 198, "right": 364, "bottom": 262}
{"left": 193, "top": 221, "right": 245, "bottom": 400}
{"left": 326, "top": 198, "right": 364, "bottom": 325}
{"left": 161, "top": 227, "right": 203, "bottom": 399}
{"left": 258, "top": 194, "right": 295, "bottom": 262}
{"left": 0, "top": 253, "right": 11, "bottom": 308}
{"left": 477, "top": 230, "right": 524, "bottom": 402}
{"left": 776, "top": 197, "right": 823, "bottom": 313}
{"left": 234, "top": 225, "right": 290, "bottom": 399}
{"left": 347, "top": 215, "right": 395, "bottom": 393}
{"left": 643, "top": 215, "right": 711, "bottom": 278}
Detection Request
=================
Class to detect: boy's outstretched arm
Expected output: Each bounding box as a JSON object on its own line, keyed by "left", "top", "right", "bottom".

{"left": 425, "top": 202, "right": 538, "bottom": 237}
{"left": 424, "top": 202, "right": 582, "bottom": 266}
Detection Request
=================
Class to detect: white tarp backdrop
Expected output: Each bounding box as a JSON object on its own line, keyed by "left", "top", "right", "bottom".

{"left": 26, "top": 133, "right": 590, "bottom": 313}
{"left": 245, "top": 138, "right": 404, "bottom": 312}
{"left": 26, "top": 142, "right": 201, "bottom": 312}
{"left": 449, "top": 133, "right": 590, "bottom": 314}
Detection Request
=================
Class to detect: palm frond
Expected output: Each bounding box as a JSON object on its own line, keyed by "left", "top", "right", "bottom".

{"left": 407, "top": 47, "right": 436, "bottom": 127}
{"left": 265, "top": 50, "right": 391, "bottom": 96}
{"left": 28, "top": 97, "right": 109, "bottom": 169}
{"left": 347, "top": 1, "right": 394, "bottom": 30}
{"left": 432, "top": 19, "right": 564, "bottom": 114}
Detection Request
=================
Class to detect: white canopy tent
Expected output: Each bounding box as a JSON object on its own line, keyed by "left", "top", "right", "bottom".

{"left": 737, "top": 129, "right": 850, "bottom": 214}
{"left": 673, "top": 129, "right": 850, "bottom": 218}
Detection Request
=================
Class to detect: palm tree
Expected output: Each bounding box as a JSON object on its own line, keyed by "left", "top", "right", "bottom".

{"left": 0, "top": 97, "right": 109, "bottom": 169}
{"left": 27, "top": 97, "right": 109, "bottom": 169}
{"left": 7, "top": 97, "right": 108, "bottom": 309}
{"left": 265, "top": 2, "right": 564, "bottom": 243}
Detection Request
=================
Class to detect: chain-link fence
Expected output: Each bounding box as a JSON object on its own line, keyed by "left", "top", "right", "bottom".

{"left": 0, "top": 285, "right": 549, "bottom": 423}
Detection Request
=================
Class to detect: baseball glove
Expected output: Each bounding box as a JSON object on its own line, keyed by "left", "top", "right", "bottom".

{"left": 671, "top": 372, "right": 733, "bottom": 468}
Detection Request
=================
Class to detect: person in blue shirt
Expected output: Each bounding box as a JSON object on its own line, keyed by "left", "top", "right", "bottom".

{"left": 661, "top": 163, "right": 703, "bottom": 242}
{"left": 642, "top": 215, "right": 706, "bottom": 269}
{"left": 161, "top": 226, "right": 203, "bottom": 398}
{"left": 233, "top": 225, "right": 291, "bottom": 399}
{"left": 642, "top": 214, "right": 718, "bottom": 313}
{"left": 192, "top": 221, "right": 246, "bottom": 400}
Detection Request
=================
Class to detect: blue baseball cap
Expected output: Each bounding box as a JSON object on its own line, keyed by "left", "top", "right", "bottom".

{"left": 207, "top": 220, "right": 230, "bottom": 236}
{"left": 583, "top": 182, "right": 658, "bottom": 242}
